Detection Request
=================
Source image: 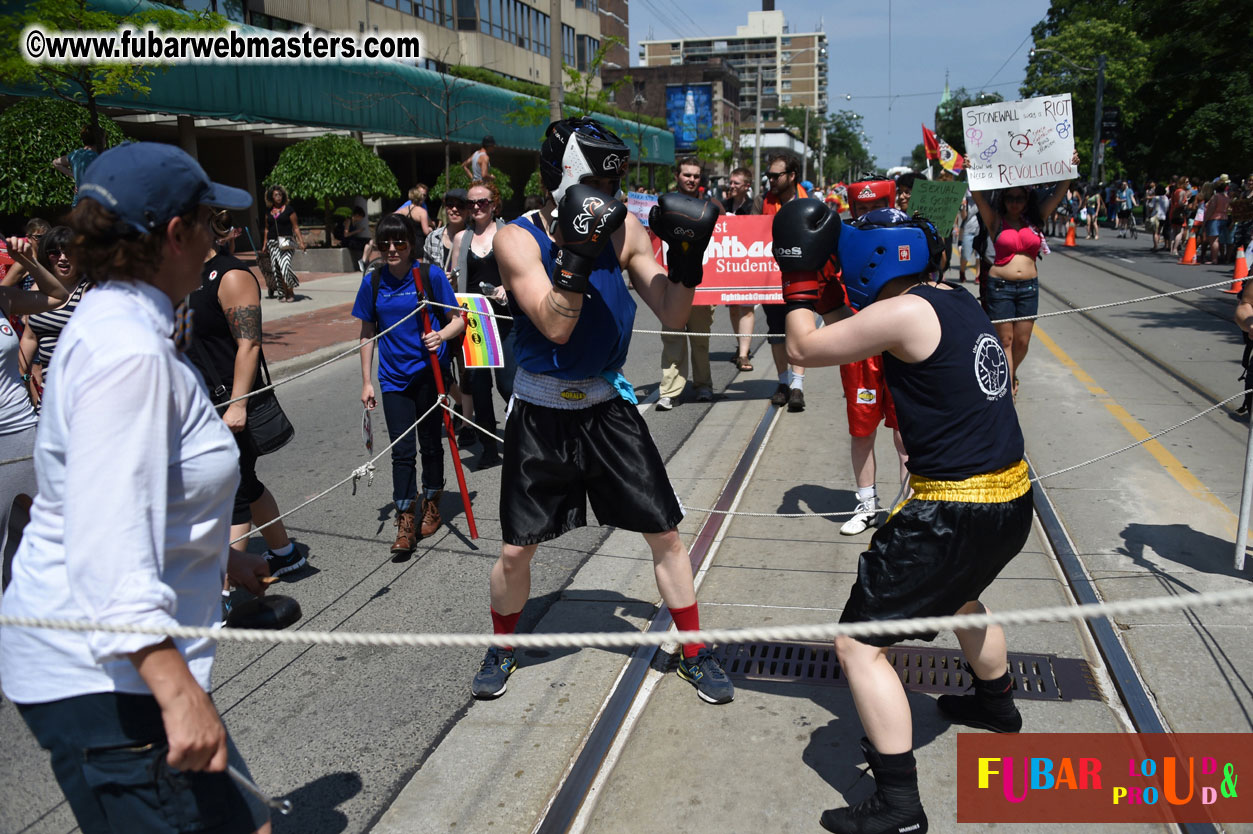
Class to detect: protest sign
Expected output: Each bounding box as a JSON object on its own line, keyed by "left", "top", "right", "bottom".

{"left": 651, "top": 215, "right": 783, "bottom": 305}
{"left": 909, "top": 180, "right": 968, "bottom": 232}
{"left": 962, "top": 93, "right": 1078, "bottom": 191}
{"left": 627, "top": 192, "right": 657, "bottom": 227}
{"left": 455, "top": 293, "right": 505, "bottom": 368}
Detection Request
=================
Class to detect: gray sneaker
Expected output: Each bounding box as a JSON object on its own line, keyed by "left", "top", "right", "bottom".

{"left": 676, "top": 649, "right": 735, "bottom": 704}
{"left": 655, "top": 396, "right": 674, "bottom": 411}
{"left": 472, "top": 647, "right": 517, "bottom": 699}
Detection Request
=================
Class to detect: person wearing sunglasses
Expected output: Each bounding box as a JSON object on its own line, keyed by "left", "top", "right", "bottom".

{"left": 760, "top": 152, "right": 812, "bottom": 413}
{"left": 0, "top": 234, "right": 72, "bottom": 590}
{"left": 20, "top": 226, "right": 94, "bottom": 411}
{"left": 0, "top": 218, "right": 51, "bottom": 292}
{"left": 353, "top": 214, "right": 465, "bottom": 555}
{"left": 968, "top": 149, "right": 1080, "bottom": 398}
{"left": 449, "top": 182, "right": 511, "bottom": 468}
{"left": 423, "top": 188, "right": 469, "bottom": 275}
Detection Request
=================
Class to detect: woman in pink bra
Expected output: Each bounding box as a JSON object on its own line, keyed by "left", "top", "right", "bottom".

{"left": 969, "top": 151, "right": 1078, "bottom": 397}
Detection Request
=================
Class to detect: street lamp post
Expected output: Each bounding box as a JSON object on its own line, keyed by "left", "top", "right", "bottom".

{"left": 1029, "top": 48, "right": 1106, "bottom": 188}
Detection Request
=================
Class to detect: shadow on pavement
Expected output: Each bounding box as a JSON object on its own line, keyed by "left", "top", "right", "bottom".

{"left": 276, "top": 770, "right": 363, "bottom": 834}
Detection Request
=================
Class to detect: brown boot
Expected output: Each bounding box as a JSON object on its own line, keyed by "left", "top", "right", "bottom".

{"left": 391, "top": 507, "right": 417, "bottom": 554}
{"left": 419, "top": 491, "right": 442, "bottom": 537}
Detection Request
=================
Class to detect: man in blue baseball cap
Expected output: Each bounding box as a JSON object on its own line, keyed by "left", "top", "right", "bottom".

{"left": 771, "top": 201, "right": 1033, "bottom": 834}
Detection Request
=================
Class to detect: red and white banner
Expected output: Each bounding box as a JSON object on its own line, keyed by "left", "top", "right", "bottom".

{"left": 650, "top": 215, "right": 783, "bottom": 306}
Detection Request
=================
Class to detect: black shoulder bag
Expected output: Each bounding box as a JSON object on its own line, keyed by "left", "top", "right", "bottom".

{"left": 190, "top": 343, "right": 295, "bottom": 456}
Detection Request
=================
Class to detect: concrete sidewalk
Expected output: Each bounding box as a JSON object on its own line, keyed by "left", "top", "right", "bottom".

{"left": 372, "top": 355, "right": 1137, "bottom": 834}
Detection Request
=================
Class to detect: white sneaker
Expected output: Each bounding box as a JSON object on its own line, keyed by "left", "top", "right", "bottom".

{"left": 839, "top": 498, "right": 880, "bottom": 536}
{"left": 656, "top": 396, "right": 674, "bottom": 411}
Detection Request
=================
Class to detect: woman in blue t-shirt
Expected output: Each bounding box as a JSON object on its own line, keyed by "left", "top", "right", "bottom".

{"left": 353, "top": 215, "right": 465, "bottom": 555}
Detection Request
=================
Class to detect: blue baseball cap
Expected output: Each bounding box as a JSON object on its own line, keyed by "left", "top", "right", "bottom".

{"left": 77, "top": 142, "right": 252, "bottom": 235}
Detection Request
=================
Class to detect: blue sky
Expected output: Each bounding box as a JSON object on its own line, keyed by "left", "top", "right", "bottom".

{"left": 628, "top": 0, "right": 1052, "bottom": 167}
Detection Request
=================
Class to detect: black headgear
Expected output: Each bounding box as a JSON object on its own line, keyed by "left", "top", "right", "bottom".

{"left": 539, "top": 117, "right": 630, "bottom": 204}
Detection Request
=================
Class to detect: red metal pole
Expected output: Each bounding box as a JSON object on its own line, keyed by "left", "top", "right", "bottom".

{"left": 420, "top": 304, "right": 477, "bottom": 539}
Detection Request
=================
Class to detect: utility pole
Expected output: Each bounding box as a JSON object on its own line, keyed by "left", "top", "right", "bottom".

{"left": 549, "top": 0, "right": 564, "bottom": 123}
{"left": 1090, "top": 54, "right": 1106, "bottom": 188}
{"left": 801, "top": 106, "right": 810, "bottom": 182}
{"left": 752, "top": 67, "right": 762, "bottom": 198}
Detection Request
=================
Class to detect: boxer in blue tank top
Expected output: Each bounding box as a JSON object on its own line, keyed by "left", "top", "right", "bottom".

{"left": 774, "top": 205, "right": 1034, "bottom": 834}
{"left": 469, "top": 118, "right": 735, "bottom": 707}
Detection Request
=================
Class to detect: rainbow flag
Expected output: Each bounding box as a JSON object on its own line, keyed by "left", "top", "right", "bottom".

{"left": 454, "top": 293, "right": 504, "bottom": 368}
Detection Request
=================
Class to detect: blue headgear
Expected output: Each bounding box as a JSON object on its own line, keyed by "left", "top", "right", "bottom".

{"left": 838, "top": 208, "right": 944, "bottom": 309}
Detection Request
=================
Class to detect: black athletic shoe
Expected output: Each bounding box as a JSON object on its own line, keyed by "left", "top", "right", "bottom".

{"left": 265, "top": 543, "right": 307, "bottom": 577}
{"left": 819, "top": 791, "right": 928, "bottom": 834}
{"left": 936, "top": 691, "right": 1022, "bottom": 733}
{"left": 787, "top": 388, "right": 806, "bottom": 412}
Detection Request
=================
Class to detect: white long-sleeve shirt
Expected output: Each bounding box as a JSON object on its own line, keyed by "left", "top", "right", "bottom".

{"left": 0, "top": 279, "right": 239, "bottom": 704}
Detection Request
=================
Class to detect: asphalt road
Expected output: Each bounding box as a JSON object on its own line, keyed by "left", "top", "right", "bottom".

{"left": 0, "top": 298, "right": 775, "bottom": 834}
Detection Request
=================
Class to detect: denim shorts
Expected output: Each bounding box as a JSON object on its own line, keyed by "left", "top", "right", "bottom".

{"left": 18, "top": 692, "right": 269, "bottom": 834}
{"left": 982, "top": 277, "right": 1039, "bottom": 321}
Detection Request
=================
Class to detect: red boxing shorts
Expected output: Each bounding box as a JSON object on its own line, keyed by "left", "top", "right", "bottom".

{"left": 840, "top": 356, "right": 898, "bottom": 437}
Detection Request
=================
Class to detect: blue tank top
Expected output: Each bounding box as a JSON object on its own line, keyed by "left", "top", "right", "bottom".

{"left": 882, "top": 284, "right": 1024, "bottom": 480}
{"left": 508, "top": 214, "right": 635, "bottom": 380}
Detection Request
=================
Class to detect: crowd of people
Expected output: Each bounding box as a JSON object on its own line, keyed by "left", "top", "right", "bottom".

{"left": 1, "top": 114, "right": 1246, "bottom": 834}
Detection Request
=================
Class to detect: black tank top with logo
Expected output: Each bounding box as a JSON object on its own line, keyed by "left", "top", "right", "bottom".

{"left": 187, "top": 252, "right": 264, "bottom": 398}
{"left": 882, "top": 283, "right": 1023, "bottom": 480}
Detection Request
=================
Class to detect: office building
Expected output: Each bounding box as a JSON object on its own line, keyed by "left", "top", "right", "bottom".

{"left": 638, "top": 7, "right": 827, "bottom": 129}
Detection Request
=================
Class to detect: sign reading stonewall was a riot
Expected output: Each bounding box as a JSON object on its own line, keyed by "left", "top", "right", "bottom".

{"left": 650, "top": 215, "right": 782, "bottom": 305}
{"left": 962, "top": 93, "right": 1078, "bottom": 191}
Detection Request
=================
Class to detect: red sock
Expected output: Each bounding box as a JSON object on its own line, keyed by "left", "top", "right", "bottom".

{"left": 669, "top": 603, "right": 705, "bottom": 659}
{"left": 490, "top": 608, "right": 520, "bottom": 652}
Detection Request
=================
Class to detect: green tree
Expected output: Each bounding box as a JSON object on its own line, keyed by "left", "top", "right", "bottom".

{"left": 693, "top": 127, "right": 735, "bottom": 174}
{"left": 934, "top": 87, "right": 1005, "bottom": 158}
{"left": 909, "top": 143, "right": 928, "bottom": 172}
{"left": 264, "top": 134, "right": 400, "bottom": 243}
{"left": 1021, "top": 18, "right": 1149, "bottom": 179}
{"left": 823, "top": 110, "right": 874, "bottom": 182}
{"left": 432, "top": 165, "right": 515, "bottom": 205}
{"left": 0, "top": 0, "right": 225, "bottom": 148}
{"left": 0, "top": 98, "right": 128, "bottom": 213}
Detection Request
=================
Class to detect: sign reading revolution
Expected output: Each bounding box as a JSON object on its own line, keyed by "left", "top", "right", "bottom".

{"left": 962, "top": 94, "right": 1079, "bottom": 191}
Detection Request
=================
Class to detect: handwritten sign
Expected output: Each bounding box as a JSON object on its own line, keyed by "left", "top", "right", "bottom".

{"left": 627, "top": 191, "right": 657, "bottom": 227}
{"left": 908, "top": 180, "right": 968, "bottom": 232}
{"left": 454, "top": 293, "right": 505, "bottom": 368}
{"left": 962, "top": 94, "right": 1078, "bottom": 191}
{"left": 651, "top": 215, "right": 782, "bottom": 305}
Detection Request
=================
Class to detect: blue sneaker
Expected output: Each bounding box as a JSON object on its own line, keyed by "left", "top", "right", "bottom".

{"left": 472, "top": 647, "right": 516, "bottom": 699}
{"left": 676, "top": 649, "right": 735, "bottom": 704}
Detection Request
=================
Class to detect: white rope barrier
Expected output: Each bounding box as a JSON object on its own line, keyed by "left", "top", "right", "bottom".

{"left": 686, "top": 389, "right": 1249, "bottom": 519}
{"left": 232, "top": 395, "right": 447, "bottom": 544}
{"left": 3, "top": 583, "right": 1252, "bottom": 649}
{"left": 218, "top": 303, "right": 426, "bottom": 408}
{"left": 439, "top": 401, "right": 505, "bottom": 445}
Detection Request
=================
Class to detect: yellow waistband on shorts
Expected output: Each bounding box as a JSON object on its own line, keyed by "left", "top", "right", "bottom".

{"left": 906, "top": 460, "right": 1031, "bottom": 504}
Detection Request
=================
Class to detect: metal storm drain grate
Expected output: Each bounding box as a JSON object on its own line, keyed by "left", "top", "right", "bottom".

{"left": 710, "top": 642, "right": 1100, "bottom": 702}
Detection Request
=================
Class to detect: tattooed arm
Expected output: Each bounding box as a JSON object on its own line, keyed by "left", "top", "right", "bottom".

{"left": 218, "top": 267, "right": 263, "bottom": 433}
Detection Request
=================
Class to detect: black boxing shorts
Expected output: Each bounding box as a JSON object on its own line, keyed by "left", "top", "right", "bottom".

{"left": 500, "top": 396, "right": 685, "bottom": 546}
{"left": 839, "top": 460, "right": 1033, "bottom": 646}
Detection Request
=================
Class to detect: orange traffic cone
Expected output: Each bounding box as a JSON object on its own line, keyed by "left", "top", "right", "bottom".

{"left": 1064, "top": 218, "right": 1076, "bottom": 247}
{"left": 1223, "top": 246, "right": 1249, "bottom": 294}
{"left": 1179, "top": 220, "right": 1199, "bottom": 265}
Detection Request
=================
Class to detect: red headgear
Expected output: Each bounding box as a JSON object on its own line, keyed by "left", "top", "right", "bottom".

{"left": 847, "top": 179, "right": 897, "bottom": 212}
